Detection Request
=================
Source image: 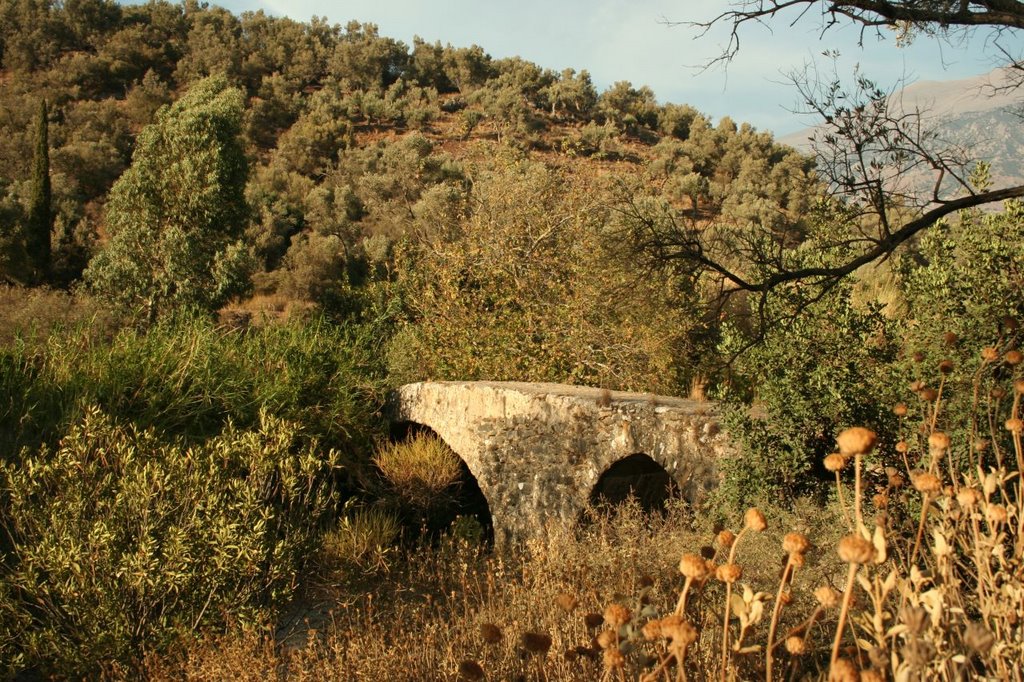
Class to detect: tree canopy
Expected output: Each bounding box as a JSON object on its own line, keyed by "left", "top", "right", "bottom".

{"left": 84, "top": 75, "right": 250, "bottom": 320}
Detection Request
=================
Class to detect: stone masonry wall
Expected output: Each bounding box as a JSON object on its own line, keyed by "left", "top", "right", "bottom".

{"left": 391, "top": 381, "right": 731, "bottom": 546}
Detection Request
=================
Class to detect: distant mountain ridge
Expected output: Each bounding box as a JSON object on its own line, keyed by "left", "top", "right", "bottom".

{"left": 780, "top": 67, "right": 1024, "bottom": 192}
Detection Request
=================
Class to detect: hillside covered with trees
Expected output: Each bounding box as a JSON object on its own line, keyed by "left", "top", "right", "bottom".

{"left": 0, "top": 1, "right": 1023, "bottom": 679}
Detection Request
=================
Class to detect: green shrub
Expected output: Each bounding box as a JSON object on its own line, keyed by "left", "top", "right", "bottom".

{"left": 715, "top": 200, "right": 1024, "bottom": 509}
{"left": 0, "top": 407, "right": 342, "bottom": 676}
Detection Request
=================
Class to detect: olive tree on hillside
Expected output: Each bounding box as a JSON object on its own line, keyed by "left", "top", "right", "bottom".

{"left": 85, "top": 75, "right": 252, "bottom": 320}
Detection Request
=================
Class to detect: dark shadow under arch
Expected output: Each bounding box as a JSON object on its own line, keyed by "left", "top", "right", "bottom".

{"left": 589, "top": 453, "right": 680, "bottom": 514}
{"left": 389, "top": 421, "right": 494, "bottom": 545}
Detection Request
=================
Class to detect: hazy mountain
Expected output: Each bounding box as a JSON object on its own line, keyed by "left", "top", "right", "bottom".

{"left": 780, "top": 67, "right": 1024, "bottom": 193}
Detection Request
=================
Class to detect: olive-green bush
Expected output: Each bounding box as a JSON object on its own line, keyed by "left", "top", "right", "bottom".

{"left": 0, "top": 408, "right": 341, "bottom": 677}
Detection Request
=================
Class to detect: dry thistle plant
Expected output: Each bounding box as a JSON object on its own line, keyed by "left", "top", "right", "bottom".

{"left": 137, "top": 335, "right": 1022, "bottom": 682}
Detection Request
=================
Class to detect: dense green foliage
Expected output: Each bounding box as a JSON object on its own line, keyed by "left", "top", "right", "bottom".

{"left": 84, "top": 76, "right": 250, "bottom": 319}
{"left": 716, "top": 198, "right": 1024, "bottom": 508}
{"left": 389, "top": 155, "right": 708, "bottom": 392}
{"left": 0, "top": 407, "right": 341, "bottom": 676}
{"left": 0, "top": 314, "right": 386, "bottom": 675}
{"left": 25, "top": 98, "right": 51, "bottom": 284}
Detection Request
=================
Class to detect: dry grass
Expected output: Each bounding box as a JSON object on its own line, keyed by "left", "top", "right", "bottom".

{"left": 135, "top": 342, "right": 1023, "bottom": 682}
{"left": 373, "top": 433, "right": 463, "bottom": 508}
{"left": 134, "top": 497, "right": 842, "bottom": 681}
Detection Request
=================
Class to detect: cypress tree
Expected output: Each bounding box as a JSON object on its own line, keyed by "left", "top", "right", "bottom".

{"left": 26, "top": 98, "right": 52, "bottom": 284}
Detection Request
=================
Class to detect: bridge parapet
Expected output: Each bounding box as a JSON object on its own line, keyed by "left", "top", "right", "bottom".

{"left": 391, "top": 381, "right": 731, "bottom": 546}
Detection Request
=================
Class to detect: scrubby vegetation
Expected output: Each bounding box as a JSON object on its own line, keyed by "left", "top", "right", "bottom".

{"left": 0, "top": 1, "right": 1021, "bottom": 679}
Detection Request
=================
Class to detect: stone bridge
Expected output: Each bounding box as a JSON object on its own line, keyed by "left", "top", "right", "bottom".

{"left": 390, "top": 381, "right": 730, "bottom": 546}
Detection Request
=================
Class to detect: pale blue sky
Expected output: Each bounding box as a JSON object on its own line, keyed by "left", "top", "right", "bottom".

{"left": 186, "top": 0, "right": 1006, "bottom": 134}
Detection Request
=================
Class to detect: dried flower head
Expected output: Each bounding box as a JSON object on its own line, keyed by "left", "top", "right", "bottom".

{"left": 1005, "top": 417, "right": 1023, "bottom": 434}
{"left": 938, "top": 359, "right": 954, "bottom": 374}
{"left": 783, "top": 532, "right": 810, "bottom": 556}
{"left": 991, "top": 387, "right": 1007, "bottom": 399}
{"left": 956, "top": 488, "right": 981, "bottom": 509}
{"left": 789, "top": 552, "right": 806, "bottom": 569}
{"left": 912, "top": 352, "right": 925, "bottom": 363}
{"left": 661, "top": 617, "right": 697, "bottom": 647}
{"left": 458, "top": 660, "right": 486, "bottom": 681}
{"left": 893, "top": 402, "right": 908, "bottom": 416}
{"left": 814, "top": 585, "right": 840, "bottom": 609}
{"left": 837, "top": 534, "right": 875, "bottom": 564}
{"left": 911, "top": 471, "right": 942, "bottom": 494}
{"left": 522, "top": 631, "right": 552, "bottom": 655}
{"left": 928, "top": 431, "right": 951, "bottom": 453}
{"left": 480, "top": 623, "right": 503, "bottom": 644}
{"left": 829, "top": 658, "right": 859, "bottom": 682}
{"left": 785, "top": 635, "right": 806, "bottom": 655}
{"left": 641, "top": 619, "right": 662, "bottom": 640}
{"left": 981, "top": 346, "right": 999, "bottom": 362}
{"left": 824, "top": 453, "right": 847, "bottom": 472}
{"left": 964, "top": 621, "right": 995, "bottom": 654}
{"left": 555, "top": 592, "right": 578, "bottom": 612}
{"left": 583, "top": 612, "right": 604, "bottom": 629}
{"left": 886, "top": 468, "right": 905, "bottom": 488}
{"left": 744, "top": 507, "right": 767, "bottom": 532}
{"left": 872, "top": 492, "right": 888, "bottom": 509}
{"left": 986, "top": 504, "right": 1008, "bottom": 525}
{"left": 603, "top": 647, "right": 625, "bottom": 670}
{"left": 894, "top": 440, "right": 909, "bottom": 454}
{"left": 1015, "top": 379, "right": 1024, "bottom": 395}
{"left": 717, "top": 529, "right": 736, "bottom": 548}
{"left": 679, "top": 553, "right": 709, "bottom": 579}
{"left": 837, "top": 427, "right": 877, "bottom": 456}
{"left": 1006, "top": 350, "right": 1024, "bottom": 365}
{"left": 920, "top": 387, "right": 939, "bottom": 402}
{"left": 942, "top": 331, "right": 958, "bottom": 346}
{"left": 603, "top": 603, "right": 631, "bottom": 628}
{"left": 716, "top": 563, "right": 742, "bottom": 583}
{"left": 596, "top": 629, "right": 616, "bottom": 649}
{"left": 973, "top": 438, "right": 990, "bottom": 453}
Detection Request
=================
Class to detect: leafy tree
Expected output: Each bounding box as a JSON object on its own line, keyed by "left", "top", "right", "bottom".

{"left": 329, "top": 21, "right": 409, "bottom": 92}
{"left": 410, "top": 36, "right": 454, "bottom": 92}
{"left": 123, "top": 69, "right": 172, "bottom": 126}
{"left": 0, "top": 184, "right": 27, "bottom": 283}
{"left": 442, "top": 44, "right": 494, "bottom": 94}
{"left": 598, "top": 80, "right": 659, "bottom": 133}
{"left": 274, "top": 82, "right": 354, "bottom": 176}
{"left": 542, "top": 68, "right": 598, "bottom": 118}
{"left": 173, "top": 3, "right": 242, "bottom": 85}
{"left": 85, "top": 76, "right": 251, "bottom": 320}
{"left": 97, "top": 1, "right": 186, "bottom": 85}
{"left": 389, "top": 153, "right": 708, "bottom": 392}
{"left": 25, "top": 98, "right": 51, "bottom": 284}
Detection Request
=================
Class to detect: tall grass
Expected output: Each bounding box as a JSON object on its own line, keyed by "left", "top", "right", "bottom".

{"left": 0, "top": 314, "right": 387, "bottom": 462}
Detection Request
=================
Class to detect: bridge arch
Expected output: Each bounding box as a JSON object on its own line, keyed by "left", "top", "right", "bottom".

{"left": 589, "top": 452, "right": 680, "bottom": 513}
{"left": 391, "top": 381, "right": 728, "bottom": 546}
